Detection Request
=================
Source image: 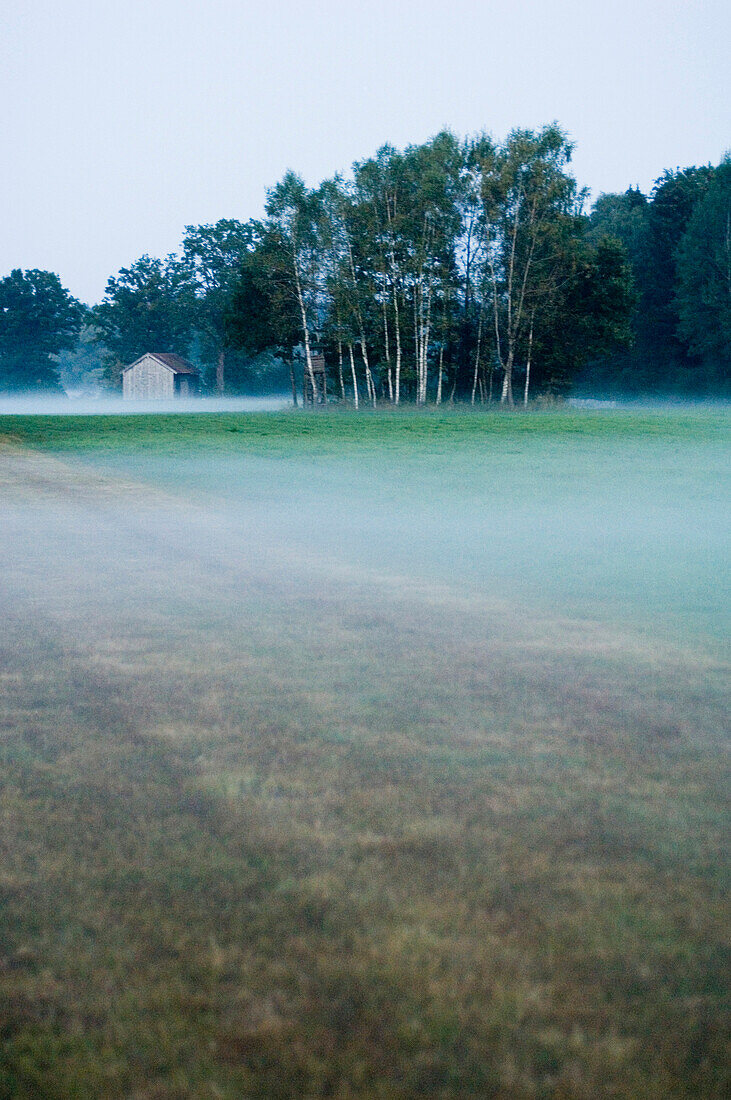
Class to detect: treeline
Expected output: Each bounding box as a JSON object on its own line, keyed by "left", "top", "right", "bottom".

{"left": 0, "top": 128, "right": 728, "bottom": 400}
{"left": 227, "top": 126, "right": 634, "bottom": 406}
{"left": 580, "top": 159, "right": 731, "bottom": 395}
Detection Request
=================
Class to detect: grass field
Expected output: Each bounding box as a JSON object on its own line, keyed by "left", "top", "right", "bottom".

{"left": 0, "top": 407, "right": 729, "bottom": 1097}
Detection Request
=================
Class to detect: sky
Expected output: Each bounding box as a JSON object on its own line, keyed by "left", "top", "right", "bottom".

{"left": 1, "top": 0, "right": 729, "bottom": 305}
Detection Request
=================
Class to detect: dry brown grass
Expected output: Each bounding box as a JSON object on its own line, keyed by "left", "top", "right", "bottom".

{"left": 0, "top": 445, "right": 728, "bottom": 1098}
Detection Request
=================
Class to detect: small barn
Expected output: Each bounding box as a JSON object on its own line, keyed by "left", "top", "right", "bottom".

{"left": 122, "top": 353, "right": 200, "bottom": 399}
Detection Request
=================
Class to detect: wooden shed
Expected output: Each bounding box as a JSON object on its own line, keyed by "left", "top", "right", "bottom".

{"left": 122, "top": 353, "right": 200, "bottom": 399}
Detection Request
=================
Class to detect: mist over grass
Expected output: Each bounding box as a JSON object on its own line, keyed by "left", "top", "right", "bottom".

{"left": 0, "top": 406, "right": 728, "bottom": 1097}
{"left": 5, "top": 405, "right": 728, "bottom": 642}
{"left": 0, "top": 394, "right": 291, "bottom": 416}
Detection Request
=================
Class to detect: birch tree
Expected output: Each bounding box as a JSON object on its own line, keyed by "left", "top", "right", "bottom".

{"left": 316, "top": 178, "right": 363, "bottom": 405}
{"left": 266, "top": 173, "right": 322, "bottom": 404}
{"left": 480, "top": 126, "right": 579, "bottom": 404}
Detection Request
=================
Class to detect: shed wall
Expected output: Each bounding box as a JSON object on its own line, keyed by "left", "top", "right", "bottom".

{"left": 123, "top": 356, "right": 175, "bottom": 399}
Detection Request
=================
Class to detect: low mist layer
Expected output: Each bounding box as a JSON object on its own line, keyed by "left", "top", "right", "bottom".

{"left": 0, "top": 394, "right": 291, "bottom": 416}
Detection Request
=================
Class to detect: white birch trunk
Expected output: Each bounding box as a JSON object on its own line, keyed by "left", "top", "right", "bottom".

{"left": 501, "top": 350, "right": 514, "bottom": 405}
{"left": 382, "top": 300, "right": 393, "bottom": 403}
{"left": 393, "top": 287, "right": 402, "bottom": 405}
{"left": 420, "top": 286, "right": 432, "bottom": 405}
{"left": 360, "top": 340, "right": 376, "bottom": 407}
{"left": 471, "top": 314, "right": 483, "bottom": 406}
{"left": 294, "top": 263, "right": 317, "bottom": 405}
{"left": 337, "top": 340, "right": 345, "bottom": 401}
{"left": 348, "top": 343, "right": 359, "bottom": 409}
{"left": 436, "top": 344, "right": 444, "bottom": 405}
{"left": 523, "top": 317, "right": 534, "bottom": 407}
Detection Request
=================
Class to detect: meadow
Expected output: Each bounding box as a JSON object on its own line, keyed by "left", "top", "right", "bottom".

{"left": 0, "top": 406, "right": 728, "bottom": 1098}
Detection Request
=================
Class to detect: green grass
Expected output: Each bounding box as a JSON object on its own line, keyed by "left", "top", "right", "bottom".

{"left": 1, "top": 404, "right": 729, "bottom": 457}
{"left": 0, "top": 408, "right": 729, "bottom": 1097}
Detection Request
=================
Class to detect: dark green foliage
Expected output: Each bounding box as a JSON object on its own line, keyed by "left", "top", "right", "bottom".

{"left": 0, "top": 269, "right": 85, "bottom": 392}
{"left": 581, "top": 161, "right": 728, "bottom": 396}
{"left": 533, "top": 235, "right": 636, "bottom": 394}
{"left": 91, "top": 254, "right": 195, "bottom": 383}
{"left": 226, "top": 228, "right": 301, "bottom": 357}
{"left": 675, "top": 159, "right": 731, "bottom": 378}
{"left": 54, "top": 323, "right": 108, "bottom": 393}
{"left": 181, "top": 219, "right": 257, "bottom": 387}
{"left": 643, "top": 166, "right": 715, "bottom": 369}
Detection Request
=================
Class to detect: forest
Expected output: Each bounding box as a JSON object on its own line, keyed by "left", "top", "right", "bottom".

{"left": 0, "top": 126, "right": 729, "bottom": 401}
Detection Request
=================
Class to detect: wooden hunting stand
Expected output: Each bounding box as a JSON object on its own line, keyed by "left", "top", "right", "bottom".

{"left": 303, "top": 354, "right": 327, "bottom": 406}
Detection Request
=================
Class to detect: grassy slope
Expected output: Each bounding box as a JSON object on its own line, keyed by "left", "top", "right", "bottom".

{"left": 0, "top": 409, "right": 729, "bottom": 1098}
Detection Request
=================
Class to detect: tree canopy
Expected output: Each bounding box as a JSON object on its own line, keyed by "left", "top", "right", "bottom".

{"left": 0, "top": 269, "right": 85, "bottom": 392}
{"left": 2, "top": 130, "right": 726, "bottom": 400}
{"left": 225, "top": 126, "right": 636, "bottom": 404}
{"left": 91, "top": 254, "right": 194, "bottom": 379}
{"left": 580, "top": 160, "right": 728, "bottom": 396}
{"left": 675, "top": 159, "right": 731, "bottom": 379}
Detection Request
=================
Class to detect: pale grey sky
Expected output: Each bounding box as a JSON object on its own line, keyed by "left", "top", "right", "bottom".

{"left": 2, "top": 0, "right": 729, "bottom": 304}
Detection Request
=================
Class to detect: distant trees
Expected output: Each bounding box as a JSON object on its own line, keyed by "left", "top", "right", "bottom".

{"left": 224, "top": 126, "right": 634, "bottom": 404}
{"left": 675, "top": 159, "right": 731, "bottom": 381}
{"left": 2, "top": 131, "right": 725, "bottom": 400}
{"left": 225, "top": 224, "right": 302, "bottom": 403}
{"left": 91, "top": 221, "right": 267, "bottom": 392}
{"left": 0, "top": 269, "right": 85, "bottom": 392}
{"left": 180, "top": 219, "right": 256, "bottom": 391}
{"left": 92, "top": 254, "right": 193, "bottom": 383}
{"left": 581, "top": 159, "right": 729, "bottom": 396}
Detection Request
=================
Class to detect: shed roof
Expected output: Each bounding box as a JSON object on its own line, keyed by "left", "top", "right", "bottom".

{"left": 123, "top": 352, "right": 199, "bottom": 376}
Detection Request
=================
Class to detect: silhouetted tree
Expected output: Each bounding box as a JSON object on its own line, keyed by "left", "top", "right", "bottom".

{"left": 0, "top": 269, "right": 85, "bottom": 392}
{"left": 676, "top": 159, "right": 731, "bottom": 387}
{"left": 181, "top": 219, "right": 256, "bottom": 392}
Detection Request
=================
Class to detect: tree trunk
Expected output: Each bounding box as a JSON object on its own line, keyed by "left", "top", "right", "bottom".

{"left": 471, "top": 314, "right": 483, "bottom": 406}
{"left": 216, "top": 349, "right": 225, "bottom": 395}
{"left": 289, "top": 356, "right": 298, "bottom": 407}
{"left": 393, "top": 288, "right": 402, "bottom": 405}
{"left": 420, "top": 287, "right": 432, "bottom": 405}
{"left": 361, "top": 340, "right": 376, "bottom": 407}
{"left": 348, "top": 344, "right": 359, "bottom": 409}
{"left": 337, "top": 340, "right": 345, "bottom": 401}
{"left": 523, "top": 317, "right": 534, "bottom": 407}
{"left": 436, "top": 344, "right": 444, "bottom": 405}
{"left": 382, "top": 299, "right": 393, "bottom": 402}
{"left": 294, "top": 263, "right": 317, "bottom": 406}
{"left": 501, "top": 350, "right": 514, "bottom": 405}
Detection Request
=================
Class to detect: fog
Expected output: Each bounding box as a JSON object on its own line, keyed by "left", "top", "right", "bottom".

{"left": 0, "top": 393, "right": 291, "bottom": 415}
{"left": 1, "top": 406, "right": 728, "bottom": 1093}
{"left": 69, "top": 416, "right": 729, "bottom": 646}
{"left": 2, "top": 406, "right": 729, "bottom": 644}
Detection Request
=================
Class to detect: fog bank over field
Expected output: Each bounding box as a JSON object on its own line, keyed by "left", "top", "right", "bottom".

{"left": 59, "top": 407, "right": 728, "bottom": 646}
{"left": 0, "top": 394, "right": 291, "bottom": 416}
{"left": 2, "top": 406, "right": 728, "bottom": 647}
